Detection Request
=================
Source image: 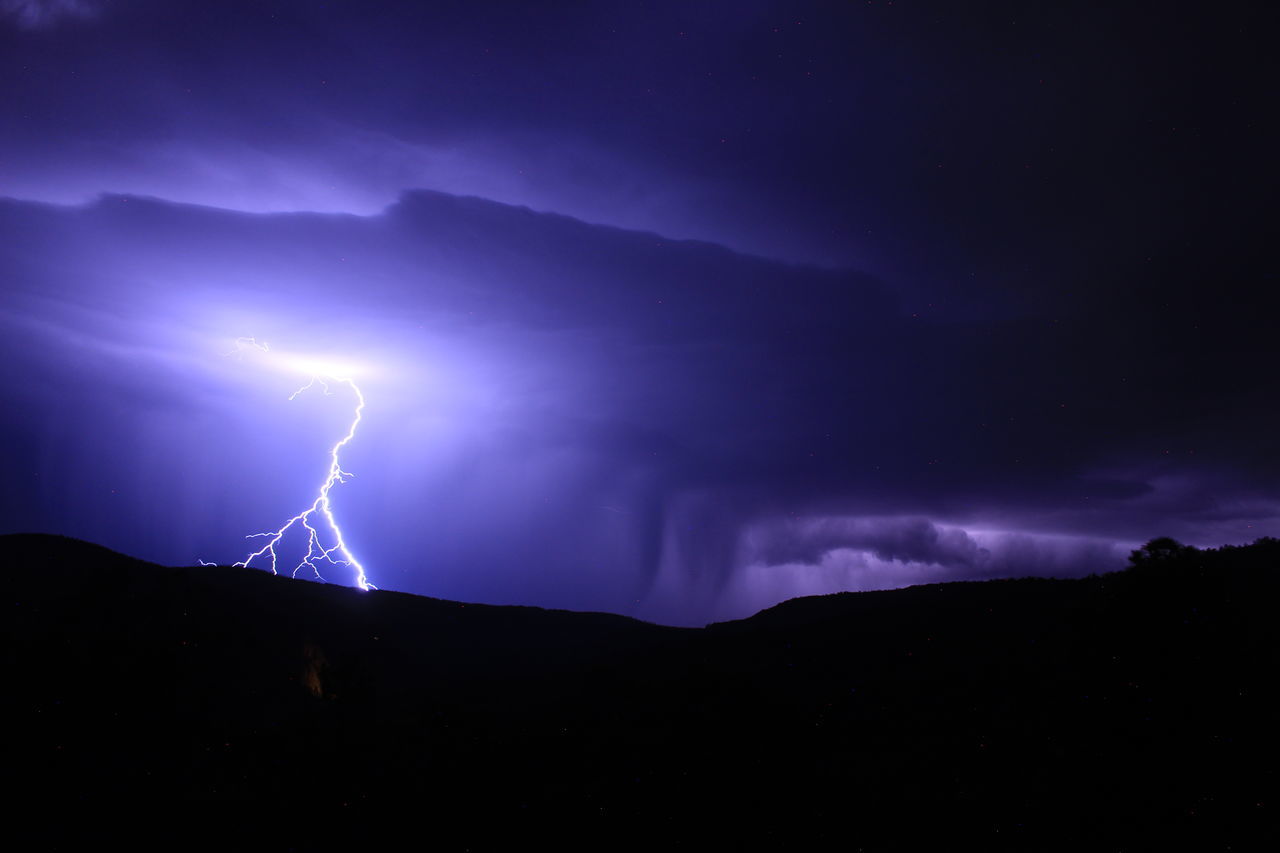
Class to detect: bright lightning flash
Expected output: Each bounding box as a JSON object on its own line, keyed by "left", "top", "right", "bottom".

{"left": 219, "top": 337, "right": 375, "bottom": 591}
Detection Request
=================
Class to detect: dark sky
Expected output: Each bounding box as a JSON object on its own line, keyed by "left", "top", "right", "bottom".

{"left": 1, "top": 0, "right": 1275, "bottom": 624}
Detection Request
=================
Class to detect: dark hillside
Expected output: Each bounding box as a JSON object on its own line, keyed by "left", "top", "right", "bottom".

{"left": 4, "top": 533, "right": 1277, "bottom": 846}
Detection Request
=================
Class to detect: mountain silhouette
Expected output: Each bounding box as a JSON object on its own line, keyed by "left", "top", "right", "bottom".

{"left": 5, "top": 532, "right": 1276, "bottom": 846}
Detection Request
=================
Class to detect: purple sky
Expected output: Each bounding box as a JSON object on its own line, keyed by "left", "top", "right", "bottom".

{"left": 1, "top": 1, "right": 1275, "bottom": 624}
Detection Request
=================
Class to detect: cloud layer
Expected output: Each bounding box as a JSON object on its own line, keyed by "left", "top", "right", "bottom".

{"left": 1, "top": 191, "right": 1275, "bottom": 623}
{"left": 0, "top": 2, "right": 1275, "bottom": 623}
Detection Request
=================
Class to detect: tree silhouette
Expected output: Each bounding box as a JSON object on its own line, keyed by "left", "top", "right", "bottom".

{"left": 1128, "top": 536, "right": 1196, "bottom": 569}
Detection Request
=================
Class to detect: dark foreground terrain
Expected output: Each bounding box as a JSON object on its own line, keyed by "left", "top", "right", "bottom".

{"left": 4, "top": 534, "right": 1277, "bottom": 847}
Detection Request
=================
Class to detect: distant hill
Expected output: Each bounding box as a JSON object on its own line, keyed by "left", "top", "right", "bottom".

{"left": 4, "top": 532, "right": 1277, "bottom": 846}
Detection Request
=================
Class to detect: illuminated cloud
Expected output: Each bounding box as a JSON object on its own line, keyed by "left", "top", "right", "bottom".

{"left": 1, "top": 0, "right": 100, "bottom": 30}
{"left": 0, "top": 3, "right": 1274, "bottom": 624}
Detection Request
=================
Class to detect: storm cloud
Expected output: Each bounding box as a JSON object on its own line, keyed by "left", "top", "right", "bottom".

{"left": 0, "top": 2, "right": 1275, "bottom": 623}
{"left": 1, "top": 188, "right": 1275, "bottom": 623}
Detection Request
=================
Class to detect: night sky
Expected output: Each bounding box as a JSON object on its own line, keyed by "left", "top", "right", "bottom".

{"left": 1, "top": 0, "right": 1275, "bottom": 624}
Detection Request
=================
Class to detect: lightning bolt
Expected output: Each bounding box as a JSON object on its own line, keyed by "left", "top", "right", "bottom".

{"left": 215, "top": 338, "right": 376, "bottom": 591}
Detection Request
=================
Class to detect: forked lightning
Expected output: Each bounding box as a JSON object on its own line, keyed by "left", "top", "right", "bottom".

{"left": 212, "top": 338, "right": 375, "bottom": 590}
